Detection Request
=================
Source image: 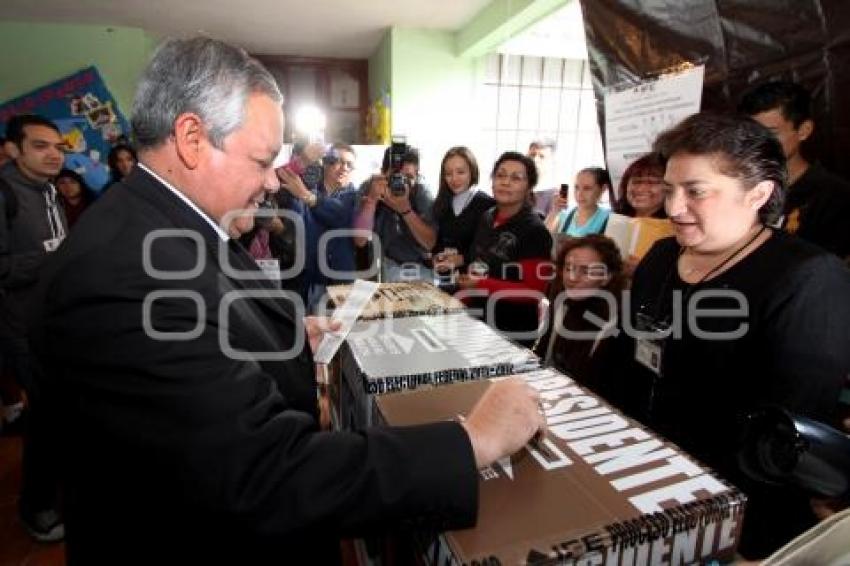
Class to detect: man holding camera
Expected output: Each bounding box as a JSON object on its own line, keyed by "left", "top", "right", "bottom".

{"left": 278, "top": 143, "right": 361, "bottom": 310}
{"left": 353, "top": 144, "right": 437, "bottom": 282}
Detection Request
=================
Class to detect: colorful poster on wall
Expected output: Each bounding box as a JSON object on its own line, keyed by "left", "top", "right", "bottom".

{"left": 0, "top": 66, "right": 130, "bottom": 191}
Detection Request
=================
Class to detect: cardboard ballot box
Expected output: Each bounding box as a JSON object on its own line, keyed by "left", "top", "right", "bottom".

{"left": 338, "top": 313, "right": 539, "bottom": 430}
{"left": 327, "top": 281, "right": 465, "bottom": 320}
{"left": 375, "top": 368, "right": 747, "bottom": 566}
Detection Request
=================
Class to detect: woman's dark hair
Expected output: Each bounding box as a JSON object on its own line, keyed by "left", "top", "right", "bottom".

{"left": 107, "top": 143, "right": 139, "bottom": 183}
{"left": 491, "top": 151, "right": 538, "bottom": 191}
{"left": 653, "top": 112, "right": 786, "bottom": 225}
{"left": 577, "top": 166, "right": 615, "bottom": 205}
{"left": 548, "top": 234, "right": 625, "bottom": 300}
{"left": 433, "top": 146, "right": 480, "bottom": 219}
{"left": 55, "top": 168, "right": 96, "bottom": 205}
{"left": 614, "top": 153, "right": 667, "bottom": 218}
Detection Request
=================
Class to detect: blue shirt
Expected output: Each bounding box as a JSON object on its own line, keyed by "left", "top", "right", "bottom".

{"left": 299, "top": 181, "right": 360, "bottom": 286}
{"left": 558, "top": 207, "right": 610, "bottom": 237}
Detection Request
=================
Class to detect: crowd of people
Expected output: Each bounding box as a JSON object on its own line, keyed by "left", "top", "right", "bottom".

{"left": 1, "top": 35, "right": 849, "bottom": 563}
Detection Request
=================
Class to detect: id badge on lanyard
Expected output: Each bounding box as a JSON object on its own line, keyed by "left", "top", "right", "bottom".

{"left": 634, "top": 312, "right": 670, "bottom": 377}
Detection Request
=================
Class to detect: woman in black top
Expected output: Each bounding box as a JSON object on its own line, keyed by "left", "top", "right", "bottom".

{"left": 102, "top": 143, "right": 138, "bottom": 192}
{"left": 431, "top": 146, "right": 495, "bottom": 272}
{"left": 606, "top": 113, "right": 850, "bottom": 559}
{"left": 457, "top": 152, "right": 552, "bottom": 346}
{"left": 55, "top": 168, "right": 97, "bottom": 228}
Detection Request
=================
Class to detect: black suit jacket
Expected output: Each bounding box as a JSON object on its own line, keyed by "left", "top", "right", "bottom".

{"left": 31, "top": 168, "right": 477, "bottom": 565}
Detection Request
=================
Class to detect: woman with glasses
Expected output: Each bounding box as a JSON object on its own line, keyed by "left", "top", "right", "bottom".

{"left": 607, "top": 113, "right": 850, "bottom": 559}
{"left": 457, "top": 151, "right": 552, "bottom": 346}
{"left": 277, "top": 143, "right": 361, "bottom": 311}
{"left": 431, "top": 146, "right": 495, "bottom": 276}
{"left": 534, "top": 234, "right": 624, "bottom": 386}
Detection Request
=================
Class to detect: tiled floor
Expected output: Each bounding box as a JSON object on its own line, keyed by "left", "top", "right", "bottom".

{"left": 0, "top": 435, "right": 65, "bottom": 566}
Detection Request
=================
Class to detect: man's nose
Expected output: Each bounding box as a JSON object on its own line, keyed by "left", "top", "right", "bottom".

{"left": 264, "top": 167, "right": 280, "bottom": 193}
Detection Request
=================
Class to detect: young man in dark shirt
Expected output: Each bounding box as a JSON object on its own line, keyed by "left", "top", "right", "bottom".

{"left": 739, "top": 80, "right": 850, "bottom": 261}
{"left": 0, "top": 114, "right": 68, "bottom": 542}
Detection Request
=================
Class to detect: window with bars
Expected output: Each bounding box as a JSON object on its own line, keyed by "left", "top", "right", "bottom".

{"left": 476, "top": 53, "right": 605, "bottom": 192}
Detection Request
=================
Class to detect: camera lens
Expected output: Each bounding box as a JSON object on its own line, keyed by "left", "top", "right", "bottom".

{"left": 755, "top": 425, "right": 800, "bottom": 477}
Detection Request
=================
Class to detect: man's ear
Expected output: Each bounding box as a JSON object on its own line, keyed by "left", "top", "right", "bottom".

{"left": 797, "top": 118, "right": 814, "bottom": 142}
{"left": 172, "top": 113, "right": 205, "bottom": 169}
{"left": 747, "top": 180, "right": 775, "bottom": 211}
{"left": 4, "top": 141, "right": 20, "bottom": 160}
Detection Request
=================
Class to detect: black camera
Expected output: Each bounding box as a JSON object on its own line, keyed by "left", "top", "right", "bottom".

{"left": 739, "top": 405, "right": 850, "bottom": 498}
{"left": 560, "top": 183, "right": 569, "bottom": 198}
{"left": 388, "top": 135, "right": 409, "bottom": 196}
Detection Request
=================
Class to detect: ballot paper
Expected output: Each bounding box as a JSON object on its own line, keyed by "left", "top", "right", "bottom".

{"left": 313, "top": 279, "right": 379, "bottom": 365}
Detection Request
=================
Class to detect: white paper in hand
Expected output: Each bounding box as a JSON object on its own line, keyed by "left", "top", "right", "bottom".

{"left": 313, "top": 279, "right": 380, "bottom": 364}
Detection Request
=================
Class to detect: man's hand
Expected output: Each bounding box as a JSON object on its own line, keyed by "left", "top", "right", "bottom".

{"left": 810, "top": 496, "right": 848, "bottom": 521}
{"left": 303, "top": 316, "right": 343, "bottom": 355}
{"left": 433, "top": 251, "right": 464, "bottom": 273}
{"left": 459, "top": 378, "right": 546, "bottom": 468}
{"left": 364, "top": 175, "right": 387, "bottom": 204}
{"left": 277, "top": 167, "right": 312, "bottom": 200}
{"left": 382, "top": 183, "right": 412, "bottom": 214}
{"left": 267, "top": 216, "right": 285, "bottom": 235}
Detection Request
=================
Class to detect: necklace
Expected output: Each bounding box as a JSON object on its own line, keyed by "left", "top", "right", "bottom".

{"left": 680, "top": 225, "right": 767, "bottom": 281}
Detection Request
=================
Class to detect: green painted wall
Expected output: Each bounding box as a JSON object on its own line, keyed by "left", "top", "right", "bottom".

{"left": 368, "top": 29, "right": 392, "bottom": 105}
{"left": 0, "top": 22, "right": 156, "bottom": 120}
{"left": 388, "top": 28, "right": 483, "bottom": 181}
{"left": 366, "top": 3, "right": 567, "bottom": 181}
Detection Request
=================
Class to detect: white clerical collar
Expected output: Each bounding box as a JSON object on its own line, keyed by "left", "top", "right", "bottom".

{"left": 138, "top": 162, "right": 230, "bottom": 242}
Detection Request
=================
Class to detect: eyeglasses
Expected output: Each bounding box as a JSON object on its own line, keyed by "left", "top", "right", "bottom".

{"left": 325, "top": 156, "right": 356, "bottom": 170}
{"left": 493, "top": 171, "right": 527, "bottom": 183}
{"left": 563, "top": 262, "right": 609, "bottom": 280}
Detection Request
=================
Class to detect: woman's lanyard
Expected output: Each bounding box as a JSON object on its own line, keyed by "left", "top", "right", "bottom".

{"left": 647, "top": 225, "right": 766, "bottom": 324}
{"left": 635, "top": 224, "right": 766, "bottom": 412}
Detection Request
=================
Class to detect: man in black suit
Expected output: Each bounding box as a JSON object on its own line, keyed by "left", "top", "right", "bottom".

{"left": 30, "top": 37, "right": 544, "bottom": 564}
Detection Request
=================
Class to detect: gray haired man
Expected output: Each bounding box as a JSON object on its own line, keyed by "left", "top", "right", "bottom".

{"left": 30, "top": 37, "right": 544, "bottom": 564}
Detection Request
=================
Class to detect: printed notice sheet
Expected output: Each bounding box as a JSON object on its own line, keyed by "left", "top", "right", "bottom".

{"left": 605, "top": 65, "right": 704, "bottom": 187}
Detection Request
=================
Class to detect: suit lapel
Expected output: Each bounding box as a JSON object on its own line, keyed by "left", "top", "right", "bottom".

{"left": 220, "top": 238, "right": 300, "bottom": 329}
{"left": 124, "top": 167, "right": 298, "bottom": 327}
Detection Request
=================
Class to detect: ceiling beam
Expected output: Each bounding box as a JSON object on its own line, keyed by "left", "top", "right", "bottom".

{"left": 456, "top": 0, "right": 569, "bottom": 59}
